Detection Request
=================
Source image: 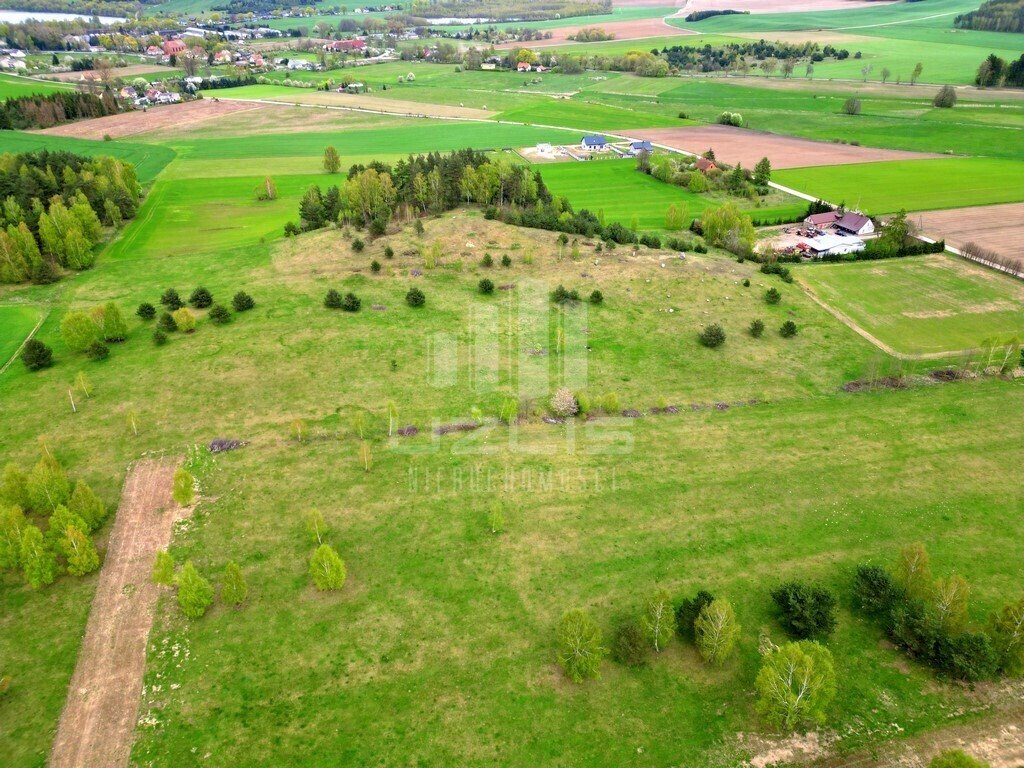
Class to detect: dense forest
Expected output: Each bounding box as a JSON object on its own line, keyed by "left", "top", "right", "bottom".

{"left": 956, "top": 0, "right": 1024, "bottom": 33}
{"left": 0, "top": 92, "right": 119, "bottom": 131}
{"left": 0, "top": 150, "right": 140, "bottom": 283}
{"left": 0, "top": 0, "right": 159, "bottom": 16}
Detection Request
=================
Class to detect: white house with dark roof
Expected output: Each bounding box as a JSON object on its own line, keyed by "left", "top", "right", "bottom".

{"left": 581, "top": 135, "right": 607, "bottom": 151}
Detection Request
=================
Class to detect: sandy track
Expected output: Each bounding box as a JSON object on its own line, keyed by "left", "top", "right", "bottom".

{"left": 49, "top": 458, "right": 184, "bottom": 768}
{"left": 35, "top": 99, "right": 262, "bottom": 140}
{"left": 911, "top": 203, "right": 1024, "bottom": 263}
{"left": 631, "top": 125, "right": 943, "bottom": 169}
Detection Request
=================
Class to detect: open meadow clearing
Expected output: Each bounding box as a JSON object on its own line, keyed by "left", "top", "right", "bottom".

{"left": 0, "top": 72, "right": 73, "bottom": 99}
{"left": 797, "top": 254, "right": 1024, "bottom": 356}
{"left": 774, "top": 158, "right": 1024, "bottom": 214}
{"left": 3, "top": 1, "right": 1024, "bottom": 764}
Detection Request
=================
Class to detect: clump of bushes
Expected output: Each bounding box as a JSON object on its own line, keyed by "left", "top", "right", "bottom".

{"left": 137, "top": 302, "right": 156, "bottom": 321}
{"left": 676, "top": 590, "right": 714, "bottom": 641}
{"left": 698, "top": 323, "right": 726, "bottom": 348}
{"left": 589, "top": 289, "right": 603, "bottom": 305}
{"left": 749, "top": 319, "right": 765, "bottom": 338}
{"left": 780, "top": 320, "right": 798, "bottom": 338}
{"left": 153, "top": 329, "right": 168, "bottom": 346}
{"left": 551, "top": 285, "right": 580, "bottom": 304}
{"left": 352, "top": 238, "right": 365, "bottom": 252}
{"left": 324, "top": 289, "right": 342, "bottom": 309}
{"left": 189, "top": 287, "right": 212, "bottom": 309}
{"left": 172, "top": 308, "right": 196, "bottom": 334}
{"left": 86, "top": 341, "right": 109, "bottom": 361}
{"left": 478, "top": 278, "right": 494, "bottom": 295}
{"left": 501, "top": 254, "right": 512, "bottom": 267}
{"left": 765, "top": 287, "right": 782, "bottom": 305}
{"left": 611, "top": 614, "right": 648, "bottom": 667}
{"left": 208, "top": 304, "right": 231, "bottom": 324}
{"left": 481, "top": 253, "right": 493, "bottom": 268}
{"left": 160, "top": 288, "right": 183, "bottom": 311}
{"left": 550, "top": 387, "right": 579, "bottom": 418}
{"left": 341, "top": 292, "right": 361, "bottom": 312}
{"left": 20, "top": 339, "right": 53, "bottom": 371}
{"left": 370, "top": 260, "right": 381, "bottom": 273}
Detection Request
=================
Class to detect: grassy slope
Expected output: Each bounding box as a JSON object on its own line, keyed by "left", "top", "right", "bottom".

{"left": 0, "top": 72, "right": 73, "bottom": 100}
{"left": 0, "top": 306, "right": 41, "bottom": 365}
{"left": 774, "top": 157, "right": 1024, "bottom": 213}
{"left": 798, "top": 255, "right": 1024, "bottom": 355}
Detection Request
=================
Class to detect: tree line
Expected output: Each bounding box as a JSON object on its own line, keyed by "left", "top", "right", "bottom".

{"left": 0, "top": 150, "right": 140, "bottom": 284}
{"left": 975, "top": 52, "right": 1024, "bottom": 87}
{"left": 0, "top": 91, "right": 119, "bottom": 131}
{"left": 956, "top": 0, "right": 1024, "bottom": 33}
{"left": 407, "top": 0, "right": 612, "bottom": 23}
{"left": 661, "top": 40, "right": 850, "bottom": 74}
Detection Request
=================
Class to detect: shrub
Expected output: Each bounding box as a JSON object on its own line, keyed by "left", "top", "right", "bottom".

{"left": 341, "top": 292, "right": 361, "bottom": 312}
{"left": 676, "top": 590, "right": 714, "bottom": 641}
{"left": 771, "top": 582, "right": 838, "bottom": 640}
{"left": 21, "top": 340, "right": 53, "bottom": 371}
{"left": 478, "top": 278, "right": 494, "bottom": 295}
{"left": 153, "top": 329, "right": 168, "bottom": 346}
{"left": 220, "top": 561, "right": 248, "bottom": 606}
{"left": 742, "top": 278, "right": 750, "bottom": 287}
{"left": 481, "top": 254, "right": 493, "bottom": 268}
{"left": 352, "top": 238, "right": 365, "bottom": 252}
{"left": 151, "top": 550, "right": 174, "bottom": 585}
{"left": 86, "top": 341, "right": 109, "bottom": 361}
{"left": 842, "top": 98, "right": 862, "bottom": 115}
{"left": 324, "top": 289, "right": 343, "bottom": 309}
{"left": 589, "top": 289, "right": 603, "bottom": 305}
{"left": 172, "top": 308, "right": 196, "bottom": 333}
{"left": 406, "top": 287, "right": 426, "bottom": 307}
{"left": 929, "top": 750, "right": 990, "bottom": 768}
{"left": 370, "top": 260, "right": 381, "bottom": 273}
{"left": 765, "top": 287, "right": 782, "bottom": 305}
{"left": 232, "top": 291, "right": 255, "bottom": 312}
{"left": 384, "top": 245, "right": 394, "bottom": 259}
{"left": 189, "top": 287, "right": 212, "bottom": 309}
{"left": 698, "top": 323, "right": 726, "bottom": 349}
{"left": 550, "top": 387, "right": 579, "bottom": 418}
{"left": 639, "top": 233, "right": 661, "bottom": 249}
{"left": 933, "top": 85, "right": 957, "bottom": 108}
{"left": 208, "top": 304, "right": 231, "bottom": 325}
{"left": 551, "top": 285, "right": 580, "bottom": 304}
{"left": 137, "top": 302, "right": 156, "bottom": 321}
{"left": 852, "top": 564, "right": 902, "bottom": 616}
{"left": 611, "top": 614, "right": 648, "bottom": 667}
{"left": 501, "top": 254, "right": 512, "bottom": 267}
{"left": 779, "top": 320, "right": 798, "bottom": 338}
{"left": 749, "top": 319, "right": 765, "bottom": 338}
{"left": 160, "top": 288, "right": 183, "bottom": 310}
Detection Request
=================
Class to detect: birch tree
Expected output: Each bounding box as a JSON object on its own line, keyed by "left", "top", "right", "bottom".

{"left": 556, "top": 608, "right": 605, "bottom": 683}
{"left": 755, "top": 641, "right": 836, "bottom": 731}
{"left": 990, "top": 597, "right": 1024, "bottom": 676}
{"left": 696, "top": 598, "right": 740, "bottom": 665}
{"left": 309, "top": 544, "right": 346, "bottom": 591}
{"left": 932, "top": 575, "right": 970, "bottom": 632}
{"left": 642, "top": 588, "right": 674, "bottom": 652}
{"left": 895, "top": 542, "right": 932, "bottom": 600}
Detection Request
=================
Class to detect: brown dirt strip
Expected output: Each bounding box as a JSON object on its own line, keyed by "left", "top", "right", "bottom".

{"left": 49, "top": 458, "right": 184, "bottom": 768}
{"left": 34, "top": 99, "right": 263, "bottom": 140}
{"left": 495, "top": 17, "right": 697, "bottom": 49}
{"left": 630, "top": 125, "right": 944, "bottom": 169}
{"left": 679, "top": 0, "right": 895, "bottom": 13}
{"left": 910, "top": 203, "right": 1024, "bottom": 264}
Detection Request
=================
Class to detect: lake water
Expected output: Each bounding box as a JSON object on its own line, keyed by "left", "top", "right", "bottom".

{"left": 0, "top": 9, "right": 125, "bottom": 24}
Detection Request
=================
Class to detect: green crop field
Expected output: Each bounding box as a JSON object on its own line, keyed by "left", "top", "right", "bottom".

{"left": 3, "top": 2, "right": 1024, "bottom": 764}
{"left": 775, "top": 158, "right": 1024, "bottom": 214}
{"left": 0, "top": 72, "right": 72, "bottom": 100}
{"left": 798, "top": 255, "right": 1024, "bottom": 356}
{"left": 538, "top": 159, "right": 806, "bottom": 229}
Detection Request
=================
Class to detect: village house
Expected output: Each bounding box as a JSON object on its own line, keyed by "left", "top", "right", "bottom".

{"left": 629, "top": 140, "right": 654, "bottom": 156}
{"left": 162, "top": 39, "right": 188, "bottom": 57}
{"left": 581, "top": 135, "right": 608, "bottom": 152}
{"left": 145, "top": 45, "right": 164, "bottom": 57}
{"left": 695, "top": 157, "right": 717, "bottom": 173}
{"left": 804, "top": 210, "right": 875, "bottom": 237}
{"left": 517, "top": 61, "right": 532, "bottom": 73}
{"left": 326, "top": 39, "right": 366, "bottom": 53}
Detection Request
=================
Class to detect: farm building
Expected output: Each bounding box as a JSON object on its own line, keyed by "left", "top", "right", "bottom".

{"left": 798, "top": 234, "right": 865, "bottom": 258}
{"left": 581, "top": 135, "right": 608, "bottom": 152}
{"left": 804, "top": 210, "right": 875, "bottom": 236}
{"left": 695, "top": 157, "right": 717, "bottom": 173}
{"left": 162, "top": 39, "right": 187, "bottom": 57}
{"left": 629, "top": 140, "right": 654, "bottom": 155}
{"left": 517, "top": 62, "right": 532, "bottom": 73}
{"left": 326, "top": 39, "right": 366, "bottom": 52}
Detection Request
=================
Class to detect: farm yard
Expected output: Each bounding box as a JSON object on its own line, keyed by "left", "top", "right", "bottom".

{"left": 2, "top": 0, "right": 1024, "bottom": 766}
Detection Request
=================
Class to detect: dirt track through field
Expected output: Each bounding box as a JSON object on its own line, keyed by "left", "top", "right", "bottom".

{"left": 631, "top": 125, "right": 943, "bottom": 169}
{"left": 49, "top": 458, "right": 183, "bottom": 768}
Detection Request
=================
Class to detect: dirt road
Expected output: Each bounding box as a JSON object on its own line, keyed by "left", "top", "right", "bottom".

{"left": 49, "top": 458, "right": 184, "bottom": 768}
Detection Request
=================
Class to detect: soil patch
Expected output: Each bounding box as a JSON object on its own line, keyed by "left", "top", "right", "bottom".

{"left": 631, "top": 125, "right": 943, "bottom": 169}
{"left": 911, "top": 204, "right": 1024, "bottom": 265}
{"left": 49, "top": 458, "right": 185, "bottom": 768}
{"left": 35, "top": 99, "right": 261, "bottom": 140}
{"left": 496, "top": 17, "right": 697, "bottom": 49}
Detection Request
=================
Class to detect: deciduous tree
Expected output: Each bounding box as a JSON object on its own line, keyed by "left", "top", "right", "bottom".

{"left": 642, "top": 588, "right": 674, "bottom": 652}
{"left": 556, "top": 608, "right": 605, "bottom": 682}
{"left": 221, "top": 560, "right": 248, "bottom": 606}
{"left": 755, "top": 640, "right": 836, "bottom": 732}
{"left": 176, "top": 561, "right": 214, "bottom": 618}
{"left": 309, "top": 543, "right": 347, "bottom": 591}
{"left": 20, "top": 525, "right": 57, "bottom": 588}
{"left": 696, "top": 598, "right": 740, "bottom": 665}
{"left": 61, "top": 524, "right": 99, "bottom": 576}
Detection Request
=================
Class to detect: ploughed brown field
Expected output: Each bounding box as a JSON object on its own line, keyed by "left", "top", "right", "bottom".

{"left": 630, "top": 125, "right": 943, "bottom": 169}
{"left": 495, "top": 17, "right": 695, "bottom": 49}
{"left": 911, "top": 203, "right": 1024, "bottom": 263}
{"left": 34, "top": 99, "right": 263, "bottom": 140}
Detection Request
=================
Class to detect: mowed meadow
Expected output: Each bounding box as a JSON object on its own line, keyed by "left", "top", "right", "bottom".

{"left": 3, "top": 1, "right": 1024, "bottom": 763}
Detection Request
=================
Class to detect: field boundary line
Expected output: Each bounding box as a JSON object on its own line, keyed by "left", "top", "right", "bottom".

{"left": 0, "top": 307, "right": 49, "bottom": 377}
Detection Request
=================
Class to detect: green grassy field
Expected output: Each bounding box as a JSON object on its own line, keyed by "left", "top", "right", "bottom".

{"left": 0, "top": 131, "right": 176, "bottom": 184}
{"left": 775, "top": 158, "right": 1024, "bottom": 214}
{"left": 0, "top": 306, "right": 41, "bottom": 365}
{"left": 537, "top": 159, "right": 806, "bottom": 229}
{"left": 0, "top": 72, "right": 73, "bottom": 99}
{"left": 798, "top": 254, "right": 1024, "bottom": 355}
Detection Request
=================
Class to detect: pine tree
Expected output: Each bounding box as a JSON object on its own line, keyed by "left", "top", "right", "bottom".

{"left": 172, "top": 468, "right": 195, "bottom": 507}
{"left": 27, "top": 454, "right": 71, "bottom": 513}
{"left": 220, "top": 561, "right": 248, "bottom": 606}
{"left": 152, "top": 550, "right": 175, "bottom": 585}
{"left": 176, "top": 561, "right": 214, "bottom": 618}
{"left": 20, "top": 525, "right": 58, "bottom": 588}
{"left": 309, "top": 544, "right": 346, "bottom": 591}
{"left": 68, "top": 480, "right": 106, "bottom": 531}
{"left": 61, "top": 524, "right": 99, "bottom": 576}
